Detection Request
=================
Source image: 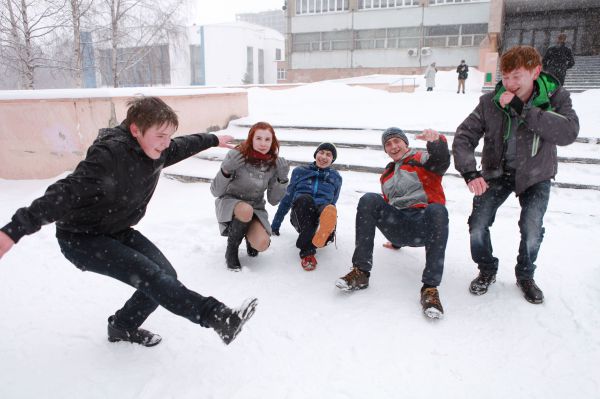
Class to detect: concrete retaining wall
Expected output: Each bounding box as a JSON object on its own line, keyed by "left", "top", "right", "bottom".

{"left": 0, "top": 90, "right": 248, "bottom": 179}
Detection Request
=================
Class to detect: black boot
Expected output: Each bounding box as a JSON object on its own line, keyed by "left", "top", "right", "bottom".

{"left": 107, "top": 316, "right": 162, "bottom": 347}
{"left": 469, "top": 272, "right": 496, "bottom": 295}
{"left": 208, "top": 298, "right": 259, "bottom": 345}
{"left": 517, "top": 279, "right": 544, "bottom": 304}
{"left": 225, "top": 219, "right": 250, "bottom": 271}
{"left": 246, "top": 239, "right": 258, "bottom": 257}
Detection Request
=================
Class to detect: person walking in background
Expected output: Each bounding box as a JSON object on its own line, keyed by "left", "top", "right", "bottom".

{"left": 543, "top": 33, "right": 575, "bottom": 86}
{"left": 271, "top": 143, "right": 342, "bottom": 271}
{"left": 453, "top": 46, "right": 579, "bottom": 304}
{"left": 211, "top": 121, "right": 289, "bottom": 272}
{"left": 457, "top": 59, "right": 469, "bottom": 93}
{"left": 335, "top": 128, "right": 450, "bottom": 319}
{"left": 0, "top": 97, "right": 258, "bottom": 347}
{"left": 424, "top": 62, "right": 437, "bottom": 91}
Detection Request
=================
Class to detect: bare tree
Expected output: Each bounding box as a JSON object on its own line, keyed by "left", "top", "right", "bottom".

{"left": 67, "top": 0, "right": 92, "bottom": 87}
{"left": 0, "top": 0, "right": 66, "bottom": 89}
{"left": 96, "top": 0, "right": 185, "bottom": 88}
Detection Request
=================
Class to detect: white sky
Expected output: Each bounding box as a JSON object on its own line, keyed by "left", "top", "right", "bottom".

{"left": 187, "top": 0, "right": 285, "bottom": 25}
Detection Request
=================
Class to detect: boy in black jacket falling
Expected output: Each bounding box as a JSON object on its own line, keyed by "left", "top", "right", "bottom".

{"left": 0, "top": 97, "right": 257, "bottom": 346}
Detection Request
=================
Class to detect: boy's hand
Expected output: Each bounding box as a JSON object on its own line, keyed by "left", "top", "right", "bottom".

{"left": 415, "top": 129, "right": 440, "bottom": 142}
{"left": 0, "top": 231, "right": 15, "bottom": 260}
{"left": 499, "top": 91, "right": 516, "bottom": 108}
{"left": 467, "top": 177, "right": 489, "bottom": 196}
{"left": 216, "top": 135, "right": 236, "bottom": 149}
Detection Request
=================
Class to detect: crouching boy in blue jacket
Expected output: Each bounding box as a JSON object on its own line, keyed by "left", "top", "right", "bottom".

{"left": 271, "top": 143, "right": 342, "bottom": 271}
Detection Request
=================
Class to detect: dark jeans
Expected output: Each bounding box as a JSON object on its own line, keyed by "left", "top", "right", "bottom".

{"left": 57, "top": 228, "right": 219, "bottom": 330}
{"left": 290, "top": 194, "right": 334, "bottom": 257}
{"left": 351, "top": 193, "right": 448, "bottom": 286}
{"left": 468, "top": 174, "right": 551, "bottom": 280}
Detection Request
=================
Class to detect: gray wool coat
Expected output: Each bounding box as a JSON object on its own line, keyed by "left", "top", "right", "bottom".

{"left": 210, "top": 149, "right": 288, "bottom": 236}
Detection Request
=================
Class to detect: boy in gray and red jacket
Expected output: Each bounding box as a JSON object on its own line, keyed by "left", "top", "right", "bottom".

{"left": 336, "top": 127, "right": 450, "bottom": 319}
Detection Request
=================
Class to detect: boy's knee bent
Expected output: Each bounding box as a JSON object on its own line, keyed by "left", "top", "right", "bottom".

{"left": 358, "top": 193, "right": 383, "bottom": 210}
{"left": 294, "top": 194, "right": 314, "bottom": 207}
{"left": 425, "top": 203, "right": 448, "bottom": 221}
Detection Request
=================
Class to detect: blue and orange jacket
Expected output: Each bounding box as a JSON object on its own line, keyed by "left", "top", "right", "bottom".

{"left": 271, "top": 162, "right": 342, "bottom": 231}
{"left": 380, "top": 136, "right": 450, "bottom": 209}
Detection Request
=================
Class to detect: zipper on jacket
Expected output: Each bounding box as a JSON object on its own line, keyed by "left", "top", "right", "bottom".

{"left": 312, "top": 171, "right": 320, "bottom": 197}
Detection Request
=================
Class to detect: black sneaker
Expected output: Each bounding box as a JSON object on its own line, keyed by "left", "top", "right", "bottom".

{"left": 517, "top": 279, "right": 544, "bottom": 304}
{"left": 469, "top": 272, "right": 496, "bottom": 295}
{"left": 420, "top": 287, "right": 444, "bottom": 319}
{"left": 209, "top": 298, "right": 258, "bottom": 345}
{"left": 335, "top": 267, "right": 370, "bottom": 291}
{"left": 107, "top": 316, "right": 162, "bottom": 347}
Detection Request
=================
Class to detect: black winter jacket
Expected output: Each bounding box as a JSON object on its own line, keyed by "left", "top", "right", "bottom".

{"left": 1, "top": 123, "right": 219, "bottom": 242}
{"left": 543, "top": 44, "right": 575, "bottom": 81}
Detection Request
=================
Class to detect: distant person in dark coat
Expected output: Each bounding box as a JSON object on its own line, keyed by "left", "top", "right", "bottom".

{"left": 457, "top": 60, "right": 469, "bottom": 93}
{"left": 543, "top": 33, "right": 575, "bottom": 85}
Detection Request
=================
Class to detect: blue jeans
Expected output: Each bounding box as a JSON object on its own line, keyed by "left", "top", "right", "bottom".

{"left": 57, "top": 228, "right": 219, "bottom": 330}
{"left": 351, "top": 193, "right": 448, "bottom": 286}
{"left": 468, "top": 174, "right": 551, "bottom": 280}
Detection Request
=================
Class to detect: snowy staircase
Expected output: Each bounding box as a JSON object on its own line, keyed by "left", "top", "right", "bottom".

{"left": 164, "top": 123, "right": 600, "bottom": 192}
{"left": 563, "top": 55, "right": 600, "bottom": 93}
{"left": 482, "top": 55, "right": 600, "bottom": 93}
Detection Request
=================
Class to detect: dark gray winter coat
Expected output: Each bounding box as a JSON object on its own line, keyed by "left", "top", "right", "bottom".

{"left": 1, "top": 122, "right": 219, "bottom": 242}
{"left": 210, "top": 149, "right": 288, "bottom": 235}
{"left": 453, "top": 73, "right": 579, "bottom": 195}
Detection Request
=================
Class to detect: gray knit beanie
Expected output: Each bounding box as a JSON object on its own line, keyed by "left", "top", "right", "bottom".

{"left": 381, "top": 127, "right": 409, "bottom": 148}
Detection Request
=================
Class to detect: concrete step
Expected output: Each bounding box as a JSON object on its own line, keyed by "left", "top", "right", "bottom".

{"left": 166, "top": 155, "right": 600, "bottom": 191}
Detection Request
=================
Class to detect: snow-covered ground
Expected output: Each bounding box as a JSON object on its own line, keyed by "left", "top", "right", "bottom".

{"left": 1, "top": 74, "right": 599, "bottom": 398}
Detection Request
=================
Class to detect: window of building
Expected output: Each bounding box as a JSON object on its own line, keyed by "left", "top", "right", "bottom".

{"left": 430, "top": 0, "right": 489, "bottom": 4}
{"left": 245, "top": 46, "right": 254, "bottom": 84}
{"left": 258, "top": 49, "right": 264, "bottom": 84}
{"left": 358, "top": 0, "right": 419, "bottom": 9}
{"left": 277, "top": 68, "right": 286, "bottom": 80}
{"left": 296, "top": 0, "right": 349, "bottom": 15}
{"left": 275, "top": 48, "right": 282, "bottom": 60}
{"left": 189, "top": 44, "right": 204, "bottom": 85}
{"left": 291, "top": 23, "right": 486, "bottom": 53}
{"left": 292, "top": 31, "right": 352, "bottom": 51}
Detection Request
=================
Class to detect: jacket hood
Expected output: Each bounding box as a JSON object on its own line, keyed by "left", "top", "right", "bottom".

{"left": 96, "top": 122, "right": 141, "bottom": 149}
{"left": 493, "top": 72, "right": 559, "bottom": 109}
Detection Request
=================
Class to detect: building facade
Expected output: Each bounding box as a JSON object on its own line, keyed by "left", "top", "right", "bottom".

{"left": 284, "top": 0, "right": 494, "bottom": 82}
{"left": 236, "top": 10, "right": 287, "bottom": 34}
{"left": 283, "top": 0, "right": 600, "bottom": 84}
{"left": 94, "top": 22, "right": 284, "bottom": 87}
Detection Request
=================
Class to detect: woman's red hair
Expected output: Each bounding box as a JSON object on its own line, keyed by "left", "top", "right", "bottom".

{"left": 238, "top": 121, "right": 279, "bottom": 165}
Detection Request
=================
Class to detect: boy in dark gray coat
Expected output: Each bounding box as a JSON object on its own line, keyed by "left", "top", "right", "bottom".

{"left": 453, "top": 46, "right": 579, "bottom": 304}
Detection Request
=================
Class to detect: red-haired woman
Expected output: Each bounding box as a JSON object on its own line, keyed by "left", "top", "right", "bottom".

{"left": 210, "top": 122, "right": 290, "bottom": 271}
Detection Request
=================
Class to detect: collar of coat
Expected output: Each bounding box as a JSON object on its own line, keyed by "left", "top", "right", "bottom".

{"left": 492, "top": 72, "right": 559, "bottom": 111}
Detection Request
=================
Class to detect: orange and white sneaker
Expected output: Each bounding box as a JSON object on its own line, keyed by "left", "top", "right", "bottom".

{"left": 312, "top": 205, "right": 337, "bottom": 248}
{"left": 300, "top": 255, "right": 317, "bottom": 271}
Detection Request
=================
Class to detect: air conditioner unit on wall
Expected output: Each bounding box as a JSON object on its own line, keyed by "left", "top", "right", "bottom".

{"left": 407, "top": 48, "right": 418, "bottom": 57}
{"left": 421, "top": 47, "right": 432, "bottom": 56}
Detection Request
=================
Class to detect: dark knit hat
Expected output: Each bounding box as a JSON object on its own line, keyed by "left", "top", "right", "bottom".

{"left": 314, "top": 142, "right": 337, "bottom": 162}
{"left": 381, "top": 127, "right": 409, "bottom": 148}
